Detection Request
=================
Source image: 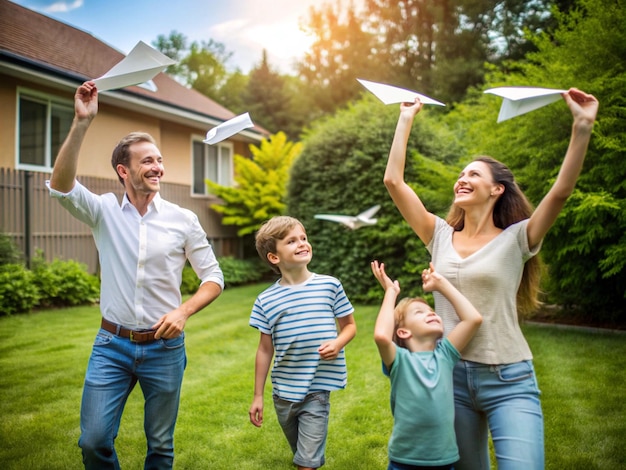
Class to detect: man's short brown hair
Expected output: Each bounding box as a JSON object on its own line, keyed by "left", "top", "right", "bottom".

{"left": 110, "top": 132, "right": 157, "bottom": 185}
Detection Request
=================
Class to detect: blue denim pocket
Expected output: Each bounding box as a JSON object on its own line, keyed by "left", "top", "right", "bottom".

{"left": 93, "top": 329, "right": 113, "bottom": 346}
{"left": 160, "top": 332, "right": 185, "bottom": 350}
{"left": 494, "top": 360, "right": 534, "bottom": 382}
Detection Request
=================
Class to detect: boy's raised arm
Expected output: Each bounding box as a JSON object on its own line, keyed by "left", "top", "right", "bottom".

{"left": 422, "top": 263, "right": 482, "bottom": 352}
{"left": 371, "top": 261, "right": 399, "bottom": 368}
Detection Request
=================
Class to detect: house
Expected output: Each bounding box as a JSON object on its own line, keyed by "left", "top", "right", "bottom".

{"left": 0, "top": 0, "right": 267, "bottom": 272}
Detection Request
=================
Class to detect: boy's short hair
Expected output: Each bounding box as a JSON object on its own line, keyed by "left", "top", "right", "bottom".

{"left": 255, "top": 216, "right": 306, "bottom": 274}
{"left": 393, "top": 297, "right": 432, "bottom": 348}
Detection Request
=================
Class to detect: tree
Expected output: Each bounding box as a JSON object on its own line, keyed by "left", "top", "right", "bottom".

{"left": 296, "top": 0, "right": 566, "bottom": 110}
{"left": 297, "top": 1, "right": 380, "bottom": 114}
{"left": 181, "top": 39, "right": 233, "bottom": 101}
{"left": 206, "top": 132, "right": 302, "bottom": 237}
{"left": 244, "top": 51, "right": 290, "bottom": 136}
{"left": 153, "top": 31, "right": 234, "bottom": 102}
{"left": 215, "top": 70, "right": 249, "bottom": 115}
{"left": 152, "top": 30, "right": 188, "bottom": 80}
{"left": 448, "top": 0, "right": 626, "bottom": 320}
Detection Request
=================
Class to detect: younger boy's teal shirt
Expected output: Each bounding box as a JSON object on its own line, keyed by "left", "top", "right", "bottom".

{"left": 386, "top": 338, "right": 461, "bottom": 466}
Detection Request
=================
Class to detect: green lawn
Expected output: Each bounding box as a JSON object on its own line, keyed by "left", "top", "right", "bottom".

{"left": 0, "top": 283, "right": 624, "bottom": 469}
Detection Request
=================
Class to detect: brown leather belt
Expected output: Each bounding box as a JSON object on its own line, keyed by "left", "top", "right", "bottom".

{"left": 100, "top": 318, "right": 157, "bottom": 343}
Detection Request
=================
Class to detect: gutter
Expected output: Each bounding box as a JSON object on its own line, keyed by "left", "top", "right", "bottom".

{"left": 0, "top": 51, "right": 264, "bottom": 142}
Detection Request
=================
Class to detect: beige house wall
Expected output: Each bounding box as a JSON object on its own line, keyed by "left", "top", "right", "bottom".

{"left": 0, "top": 77, "right": 18, "bottom": 168}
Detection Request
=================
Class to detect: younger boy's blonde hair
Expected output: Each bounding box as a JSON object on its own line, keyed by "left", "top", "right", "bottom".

{"left": 255, "top": 216, "right": 306, "bottom": 274}
{"left": 393, "top": 297, "right": 435, "bottom": 348}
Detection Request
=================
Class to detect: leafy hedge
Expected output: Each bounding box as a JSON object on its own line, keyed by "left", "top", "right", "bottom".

{"left": 0, "top": 231, "right": 269, "bottom": 315}
{"left": 288, "top": 97, "right": 463, "bottom": 303}
{"left": 181, "top": 257, "right": 272, "bottom": 294}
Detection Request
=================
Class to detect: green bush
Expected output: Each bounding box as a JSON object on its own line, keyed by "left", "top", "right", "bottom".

{"left": 181, "top": 257, "right": 270, "bottom": 294}
{"left": 180, "top": 263, "right": 202, "bottom": 295}
{"left": 219, "top": 256, "right": 269, "bottom": 288}
{"left": 0, "top": 264, "right": 40, "bottom": 316}
{"left": 288, "top": 96, "right": 462, "bottom": 303}
{"left": 31, "top": 256, "right": 99, "bottom": 308}
{"left": 0, "top": 233, "right": 23, "bottom": 266}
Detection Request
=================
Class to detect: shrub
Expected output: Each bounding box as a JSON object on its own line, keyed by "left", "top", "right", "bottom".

{"left": 0, "top": 232, "right": 23, "bottom": 266}
{"left": 219, "top": 257, "right": 269, "bottom": 288}
{"left": 180, "top": 257, "right": 270, "bottom": 295}
{"left": 180, "top": 263, "right": 202, "bottom": 295}
{"left": 0, "top": 264, "right": 40, "bottom": 315}
{"left": 288, "top": 96, "right": 461, "bottom": 303}
{"left": 31, "top": 256, "right": 99, "bottom": 308}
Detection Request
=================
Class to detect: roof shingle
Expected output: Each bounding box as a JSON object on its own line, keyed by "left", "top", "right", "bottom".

{"left": 0, "top": 0, "right": 239, "bottom": 123}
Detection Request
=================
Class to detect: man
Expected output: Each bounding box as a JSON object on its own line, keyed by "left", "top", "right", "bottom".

{"left": 48, "top": 81, "right": 224, "bottom": 469}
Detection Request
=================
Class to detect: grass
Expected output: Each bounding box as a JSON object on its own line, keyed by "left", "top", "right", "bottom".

{"left": 0, "top": 283, "right": 624, "bottom": 469}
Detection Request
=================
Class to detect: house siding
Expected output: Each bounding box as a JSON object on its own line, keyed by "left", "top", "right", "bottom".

{"left": 0, "top": 168, "right": 240, "bottom": 273}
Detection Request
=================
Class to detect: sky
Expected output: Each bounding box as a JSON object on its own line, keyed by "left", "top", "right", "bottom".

{"left": 9, "top": 0, "right": 325, "bottom": 74}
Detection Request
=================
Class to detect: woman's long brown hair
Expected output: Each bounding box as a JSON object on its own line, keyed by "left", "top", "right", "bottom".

{"left": 445, "top": 156, "right": 541, "bottom": 316}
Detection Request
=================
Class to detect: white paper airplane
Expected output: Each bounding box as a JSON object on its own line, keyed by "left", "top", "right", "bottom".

{"left": 484, "top": 87, "right": 568, "bottom": 122}
{"left": 203, "top": 112, "right": 254, "bottom": 145}
{"left": 93, "top": 41, "right": 176, "bottom": 92}
{"left": 314, "top": 205, "right": 381, "bottom": 230}
{"left": 357, "top": 79, "right": 446, "bottom": 106}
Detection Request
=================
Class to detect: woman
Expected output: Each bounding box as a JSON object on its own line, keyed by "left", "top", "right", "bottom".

{"left": 384, "top": 88, "right": 598, "bottom": 469}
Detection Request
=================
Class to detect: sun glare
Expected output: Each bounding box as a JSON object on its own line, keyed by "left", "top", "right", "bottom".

{"left": 245, "top": 21, "right": 315, "bottom": 61}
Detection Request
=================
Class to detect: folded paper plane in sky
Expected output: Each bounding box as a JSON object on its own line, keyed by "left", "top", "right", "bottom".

{"left": 93, "top": 41, "right": 176, "bottom": 92}
{"left": 314, "top": 205, "right": 381, "bottom": 230}
{"left": 484, "top": 87, "right": 568, "bottom": 122}
{"left": 204, "top": 112, "right": 254, "bottom": 145}
{"left": 357, "top": 79, "right": 446, "bottom": 106}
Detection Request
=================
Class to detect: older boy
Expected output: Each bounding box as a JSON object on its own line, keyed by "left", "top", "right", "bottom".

{"left": 249, "top": 216, "right": 357, "bottom": 470}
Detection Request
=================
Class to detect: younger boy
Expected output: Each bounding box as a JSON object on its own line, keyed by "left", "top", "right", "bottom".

{"left": 371, "top": 260, "right": 482, "bottom": 470}
{"left": 249, "top": 216, "right": 357, "bottom": 470}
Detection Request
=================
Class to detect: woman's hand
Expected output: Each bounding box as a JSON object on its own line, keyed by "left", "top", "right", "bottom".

{"left": 399, "top": 97, "right": 423, "bottom": 119}
{"left": 564, "top": 88, "right": 598, "bottom": 132}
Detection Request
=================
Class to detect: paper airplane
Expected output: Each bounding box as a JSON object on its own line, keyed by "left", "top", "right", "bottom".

{"left": 204, "top": 112, "right": 254, "bottom": 145}
{"left": 314, "top": 205, "right": 381, "bottom": 230}
{"left": 93, "top": 41, "right": 176, "bottom": 92}
{"left": 484, "top": 87, "right": 568, "bottom": 122}
{"left": 357, "top": 79, "right": 445, "bottom": 106}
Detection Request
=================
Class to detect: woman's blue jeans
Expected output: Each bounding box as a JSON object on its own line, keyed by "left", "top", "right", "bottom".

{"left": 78, "top": 328, "right": 186, "bottom": 470}
{"left": 453, "top": 360, "right": 544, "bottom": 470}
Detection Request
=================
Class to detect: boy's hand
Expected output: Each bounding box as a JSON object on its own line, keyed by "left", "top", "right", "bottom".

{"left": 421, "top": 262, "right": 444, "bottom": 292}
{"left": 249, "top": 396, "right": 264, "bottom": 427}
{"left": 318, "top": 340, "right": 341, "bottom": 360}
{"left": 371, "top": 260, "right": 400, "bottom": 294}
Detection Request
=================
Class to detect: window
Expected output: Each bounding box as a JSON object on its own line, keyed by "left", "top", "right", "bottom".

{"left": 18, "top": 91, "right": 73, "bottom": 171}
{"left": 192, "top": 139, "right": 233, "bottom": 195}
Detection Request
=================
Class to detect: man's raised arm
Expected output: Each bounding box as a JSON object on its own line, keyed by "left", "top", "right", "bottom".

{"left": 50, "top": 81, "right": 99, "bottom": 193}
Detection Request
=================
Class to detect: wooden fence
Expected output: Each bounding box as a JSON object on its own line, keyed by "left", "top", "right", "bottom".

{"left": 0, "top": 168, "right": 240, "bottom": 273}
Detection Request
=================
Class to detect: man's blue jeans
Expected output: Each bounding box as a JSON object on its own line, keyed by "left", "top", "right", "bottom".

{"left": 78, "top": 328, "right": 186, "bottom": 470}
{"left": 453, "top": 360, "right": 544, "bottom": 470}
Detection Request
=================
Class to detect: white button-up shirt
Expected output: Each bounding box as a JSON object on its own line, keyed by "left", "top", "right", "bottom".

{"left": 47, "top": 180, "right": 224, "bottom": 329}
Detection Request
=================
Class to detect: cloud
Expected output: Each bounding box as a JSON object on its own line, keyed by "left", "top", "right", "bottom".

{"left": 41, "top": 0, "right": 83, "bottom": 13}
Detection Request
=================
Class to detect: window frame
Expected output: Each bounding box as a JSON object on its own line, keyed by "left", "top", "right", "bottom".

{"left": 16, "top": 87, "right": 74, "bottom": 172}
{"left": 191, "top": 136, "right": 234, "bottom": 197}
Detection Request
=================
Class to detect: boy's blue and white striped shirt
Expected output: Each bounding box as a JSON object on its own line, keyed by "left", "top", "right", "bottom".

{"left": 250, "top": 273, "right": 354, "bottom": 402}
